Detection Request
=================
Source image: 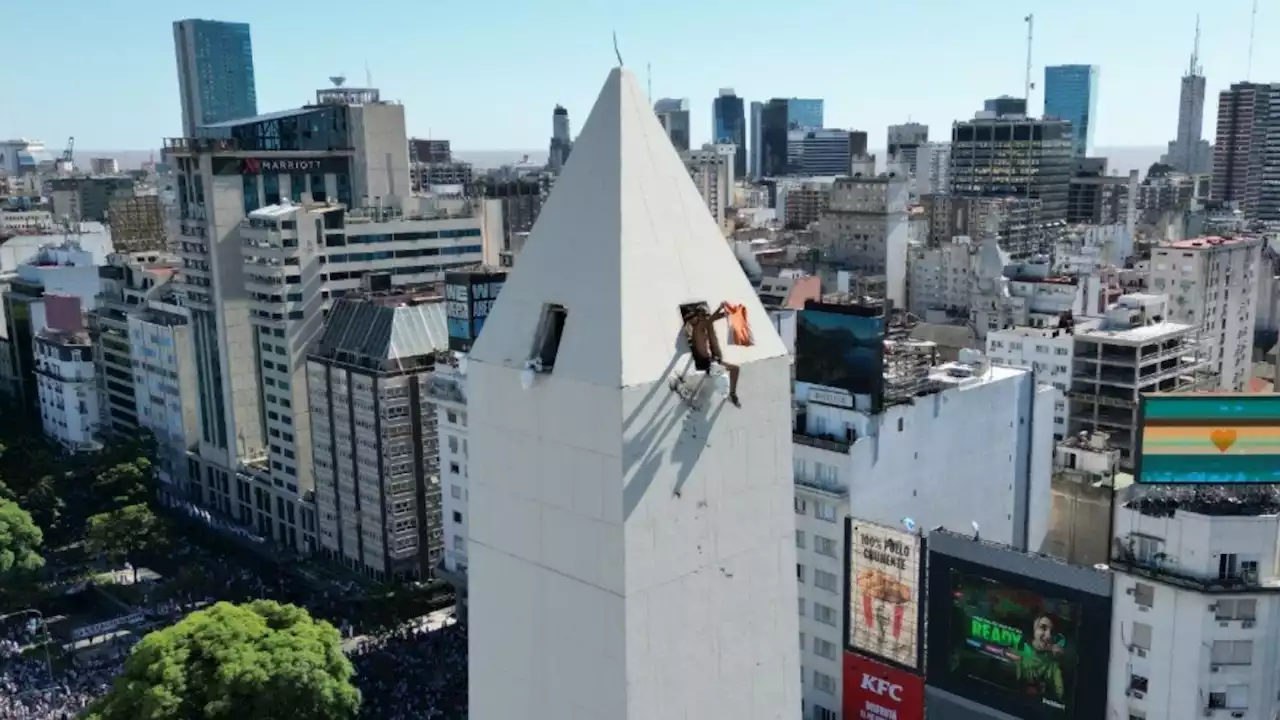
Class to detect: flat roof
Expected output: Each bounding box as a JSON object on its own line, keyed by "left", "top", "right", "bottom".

{"left": 1077, "top": 320, "right": 1192, "bottom": 343}
{"left": 201, "top": 106, "right": 318, "bottom": 130}
{"left": 1160, "top": 235, "right": 1258, "bottom": 250}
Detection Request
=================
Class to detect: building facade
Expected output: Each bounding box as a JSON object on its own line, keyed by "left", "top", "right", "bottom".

{"left": 173, "top": 19, "right": 258, "bottom": 137}
{"left": 949, "top": 116, "right": 1074, "bottom": 234}
{"left": 1044, "top": 64, "right": 1100, "bottom": 157}
{"left": 653, "top": 97, "right": 691, "bottom": 152}
{"left": 712, "top": 88, "right": 747, "bottom": 178}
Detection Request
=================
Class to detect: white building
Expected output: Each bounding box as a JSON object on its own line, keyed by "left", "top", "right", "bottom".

{"left": 908, "top": 235, "right": 972, "bottom": 318}
{"left": 34, "top": 325, "right": 99, "bottom": 452}
{"left": 794, "top": 350, "right": 1055, "bottom": 718}
{"left": 1149, "top": 236, "right": 1262, "bottom": 391}
{"left": 429, "top": 360, "right": 470, "bottom": 613}
{"left": 970, "top": 237, "right": 1103, "bottom": 340}
{"left": 986, "top": 324, "right": 1075, "bottom": 439}
{"left": 465, "top": 67, "right": 801, "bottom": 719}
{"left": 238, "top": 198, "right": 496, "bottom": 552}
{"left": 816, "top": 174, "right": 909, "bottom": 307}
{"left": 0, "top": 210, "right": 53, "bottom": 232}
{"left": 683, "top": 142, "right": 737, "bottom": 228}
{"left": 307, "top": 293, "right": 450, "bottom": 582}
{"left": 914, "top": 142, "right": 950, "bottom": 197}
{"left": 1109, "top": 487, "right": 1280, "bottom": 720}
{"left": 128, "top": 296, "right": 200, "bottom": 502}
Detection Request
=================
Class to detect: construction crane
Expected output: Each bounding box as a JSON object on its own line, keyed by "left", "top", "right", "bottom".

{"left": 61, "top": 136, "right": 74, "bottom": 164}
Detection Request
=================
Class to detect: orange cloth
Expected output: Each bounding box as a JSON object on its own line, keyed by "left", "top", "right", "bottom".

{"left": 721, "top": 303, "right": 754, "bottom": 346}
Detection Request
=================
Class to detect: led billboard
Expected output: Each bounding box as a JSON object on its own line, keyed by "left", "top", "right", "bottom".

{"left": 1136, "top": 394, "right": 1280, "bottom": 484}
{"left": 926, "top": 532, "right": 1112, "bottom": 719}
{"left": 843, "top": 652, "right": 924, "bottom": 720}
{"left": 845, "top": 520, "right": 923, "bottom": 670}
{"left": 444, "top": 271, "right": 507, "bottom": 352}
{"left": 796, "top": 301, "right": 886, "bottom": 412}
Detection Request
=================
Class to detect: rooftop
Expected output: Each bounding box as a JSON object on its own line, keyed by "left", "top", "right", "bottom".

{"left": 1162, "top": 235, "right": 1260, "bottom": 250}
{"left": 310, "top": 296, "right": 449, "bottom": 373}
{"left": 1077, "top": 320, "right": 1193, "bottom": 344}
{"left": 1126, "top": 485, "right": 1280, "bottom": 518}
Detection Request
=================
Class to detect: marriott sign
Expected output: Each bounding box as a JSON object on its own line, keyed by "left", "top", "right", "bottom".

{"left": 212, "top": 156, "right": 348, "bottom": 176}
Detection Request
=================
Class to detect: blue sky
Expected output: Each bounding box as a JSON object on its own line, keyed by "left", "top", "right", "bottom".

{"left": 4, "top": 0, "right": 1277, "bottom": 150}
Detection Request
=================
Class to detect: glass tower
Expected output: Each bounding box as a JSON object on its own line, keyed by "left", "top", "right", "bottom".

{"left": 1043, "top": 65, "right": 1099, "bottom": 157}
{"left": 785, "top": 99, "right": 824, "bottom": 131}
{"left": 174, "top": 19, "right": 258, "bottom": 137}
{"left": 712, "top": 90, "right": 747, "bottom": 177}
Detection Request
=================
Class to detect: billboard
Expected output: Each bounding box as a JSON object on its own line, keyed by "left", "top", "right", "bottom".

{"left": 444, "top": 271, "right": 507, "bottom": 352}
{"left": 845, "top": 520, "right": 923, "bottom": 670}
{"left": 1136, "top": 393, "right": 1280, "bottom": 484}
{"left": 843, "top": 652, "right": 924, "bottom": 720}
{"left": 926, "top": 533, "right": 1112, "bottom": 719}
{"left": 796, "top": 301, "right": 886, "bottom": 412}
{"left": 211, "top": 156, "right": 348, "bottom": 176}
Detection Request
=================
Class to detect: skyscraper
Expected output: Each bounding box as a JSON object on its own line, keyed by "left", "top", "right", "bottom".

{"left": 173, "top": 19, "right": 258, "bottom": 137}
{"left": 548, "top": 105, "right": 573, "bottom": 172}
{"left": 712, "top": 88, "right": 747, "bottom": 177}
{"left": 888, "top": 122, "right": 929, "bottom": 174}
{"left": 467, "top": 66, "right": 800, "bottom": 719}
{"left": 1043, "top": 64, "right": 1099, "bottom": 157}
{"left": 748, "top": 101, "right": 764, "bottom": 178}
{"left": 653, "top": 97, "right": 691, "bottom": 152}
{"left": 1211, "top": 82, "right": 1279, "bottom": 219}
{"left": 1163, "top": 20, "right": 1211, "bottom": 173}
{"left": 785, "top": 98, "right": 824, "bottom": 130}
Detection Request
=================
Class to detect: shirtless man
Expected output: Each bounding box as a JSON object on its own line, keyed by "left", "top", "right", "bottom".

{"left": 684, "top": 303, "right": 741, "bottom": 407}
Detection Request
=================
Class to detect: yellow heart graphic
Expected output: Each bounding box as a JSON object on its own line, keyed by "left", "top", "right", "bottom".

{"left": 1210, "top": 428, "right": 1237, "bottom": 453}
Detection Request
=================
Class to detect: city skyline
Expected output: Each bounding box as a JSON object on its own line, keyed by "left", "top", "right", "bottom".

{"left": 4, "top": 0, "right": 1278, "bottom": 151}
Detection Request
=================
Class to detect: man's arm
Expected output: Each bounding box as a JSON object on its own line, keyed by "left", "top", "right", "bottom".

{"left": 709, "top": 304, "right": 729, "bottom": 322}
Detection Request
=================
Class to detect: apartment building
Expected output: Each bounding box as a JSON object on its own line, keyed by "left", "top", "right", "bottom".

{"left": 1149, "top": 236, "right": 1261, "bottom": 391}
{"left": 986, "top": 323, "right": 1076, "bottom": 439}
{"left": 682, "top": 142, "right": 737, "bottom": 228}
{"left": 907, "top": 236, "right": 972, "bottom": 318}
{"left": 1109, "top": 487, "right": 1280, "bottom": 720}
{"left": 128, "top": 296, "right": 200, "bottom": 504}
{"left": 815, "top": 174, "right": 909, "bottom": 306}
{"left": 428, "top": 359, "right": 469, "bottom": 615}
{"left": 34, "top": 297, "right": 98, "bottom": 452}
{"left": 307, "top": 292, "right": 449, "bottom": 582}
{"left": 1038, "top": 430, "right": 1120, "bottom": 567}
{"left": 1211, "top": 82, "right": 1277, "bottom": 219}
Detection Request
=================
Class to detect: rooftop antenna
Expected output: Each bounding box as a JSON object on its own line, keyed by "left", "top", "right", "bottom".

{"left": 612, "top": 31, "right": 624, "bottom": 67}
{"left": 1247, "top": 0, "right": 1259, "bottom": 80}
{"left": 365, "top": 63, "right": 373, "bottom": 88}
{"left": 1023, "top": 14, "right": 1035, "bottom": 108}
{"left": 1189, "top": 15, "right": 1202, "bottom": 76}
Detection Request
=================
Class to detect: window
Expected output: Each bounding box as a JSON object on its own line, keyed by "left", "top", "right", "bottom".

{"left": 814, "top": 569, "right": 839, "bottom": 593}
{"left": 795, "top": 530, "right": 805, "bottom": 549}
{"left": 814, "top": 535, "right": 838, "bottom": 558}
{"left": 1211, "top": 640, "right": 1253, "bottom": 666}
{"left": 452, "top": 535, "right": 466, "bottom": 552}
{"left": 796, "top": 564, "right": 805, "bottom": 583}
{"left": 1129, "top": 674, "right": 1148, "bottom": 693}
{"left": 450, "top": 485, "right": 462, "bottom": 500}
{"left": 452, "top": 511, "right": 463, "bottom": 524}
{"left": 814, "top": 707, "right": 837, "bottom": 720}
{"left": 813, "top": 636, "right": 838, "bottom": 660}
{"left": 812, "top": 670, "right": 836, "bottom": 694}
{"left": 532, "top": 304, "right": 567, "bottom": 370}
{"left": 1216, "top": 598, "right": 1257, "bottom": 621}
{"left": 794, "top": 497, "right": 807, "bottom": 515}
{"left": 1130, "top": 621, "right": 1151, "bottom": 650}
{"left": 813, "top": 603, "right": 838, "bottom": 627}
{"left": 1133, "top": 582, "right": 1154, "bottom": 608}
{"left": 798, "top": 598, "right": 805, "bottom": 616}
{"left": 814, "top": 502, "right": 837, "bottom": 523}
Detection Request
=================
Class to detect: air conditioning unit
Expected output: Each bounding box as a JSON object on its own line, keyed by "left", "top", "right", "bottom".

{"left": 1136, "top": 648, "right": 1147, "bottom": 658}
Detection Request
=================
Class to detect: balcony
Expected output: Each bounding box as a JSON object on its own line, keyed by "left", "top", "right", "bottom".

{"left": 792, "top": 411, "right": 854, "bottom": 453}
{"left": 795, "top": 472, "right": 849, "bottom": 498}
{"left": 165, "top": 137, "right": 240, "bottom": 153}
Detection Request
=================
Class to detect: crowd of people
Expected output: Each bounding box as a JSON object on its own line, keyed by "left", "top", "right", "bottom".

{"left": 351, "top": 620, "right": 468, "bottom": 719}
{"left": 0, "top": 532, "right": 470, "bottom": 719}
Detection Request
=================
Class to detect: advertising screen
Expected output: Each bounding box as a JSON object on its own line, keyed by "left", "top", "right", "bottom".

{"left": 843, "top": 652, "right": 924, "bottom": 720}
{"left": 946, "top": 570, "right": 1080, "bottom": 715}
{"left": 444, "top": 271, "right": 506, "bottom": 352}
{"left": 1136, "top": 394, "right": 1280, "bottom": 484}
{"left": 796, "top": 303, "right": 886, "bottom": 412}
{"left": 846, "top": 521, "right": 922, "bottom": 669}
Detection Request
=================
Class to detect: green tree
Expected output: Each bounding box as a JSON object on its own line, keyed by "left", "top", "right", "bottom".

{"left": 92, "top": 460, "right": 152, "bottom": 511}
{"left": 0, "top": 497, "right": 44, "bottom": 576}
{"left": 85, "top": 600, "right": 360, "bottom": 720}
{"left": 85, "top": 503, "right": 158, "bottom": 581}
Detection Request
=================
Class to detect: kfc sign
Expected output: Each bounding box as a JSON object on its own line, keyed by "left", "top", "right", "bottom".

{"left": 844, "top": 652, "right": 924, "bottom": 720}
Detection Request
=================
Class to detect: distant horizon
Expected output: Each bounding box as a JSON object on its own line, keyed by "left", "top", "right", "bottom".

{"left": 73, "top": 145, "right": 1169, "bottom": 177}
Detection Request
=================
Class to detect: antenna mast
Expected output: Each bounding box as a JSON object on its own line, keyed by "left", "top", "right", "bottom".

{"left": 647, "top": 63, "right": 652, "bottom": 100}
{"left": 1190, "top": 15, "right": 1202, "bottom": 76}
{"left": 1024, "top": 14, "right": 1035, "bottom": 108}
{"left": 1247, "top": 0, "right": 1259, "bottom": 80}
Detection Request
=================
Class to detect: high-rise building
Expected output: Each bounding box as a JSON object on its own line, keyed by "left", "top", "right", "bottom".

{"left": 815, "top": 174, "right": 910, "bottom": 306}
{"left": 548, "top": 105, "right": 573, "bottom": 172}
{"left": 1044, "top": 64, "right": 1099, "bottom": 157}
{"left": 307, "top": 289, "right": 451, "bottom": 582}
{"left": 1162, "top": 20, "right": 1212, "bottom": 174}
{"left": 887, "top": 122, "right": 929, "bottom": 174}
{"left": 949, "top": 115, "right": 1074, "bottom": 255}
{"left": 983, "top": 96, "right": 1027, "bottom": 117}
{"left": 786, "top": 98, "right": 824, "bottom": 130}
{"left": 466, "top": 66, "right": 800, "bottom": 719}
{"left": 786, "top": 129, "right": 863, "bottom": 176}
{"left": 653, "top": 97, "right": 691, "bottom": 152}
{"left": 749, "top": 101, "right": 764, "bottom": 178}
{"left": 914, "top": 142, "right": 950, "bottom": 196}
{"left": 682, "top": 143, "right": 737, "bottom": 227}
{"left": 1211, "top": 82, "right": 1280, "bottom": 219}
{"left": 173, "top": 19, "right": 258, "bottom": 137}
{"left": 712, "top": 88, "right": 747, "bottom": 177}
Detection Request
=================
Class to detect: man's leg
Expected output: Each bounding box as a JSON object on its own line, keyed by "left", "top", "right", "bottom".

{"left": 722, "top": 361, "right": 741, "bottom": 407}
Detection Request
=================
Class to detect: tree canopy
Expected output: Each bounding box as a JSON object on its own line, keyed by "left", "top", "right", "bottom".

{"left": 0, "top": 497, "right": 44, "bottom": 576}
{"left": 85, "top": 600, "right": 361, "bottom": 720}
{"left": 85, "top": 503, "right": 160, "bottom": 580}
